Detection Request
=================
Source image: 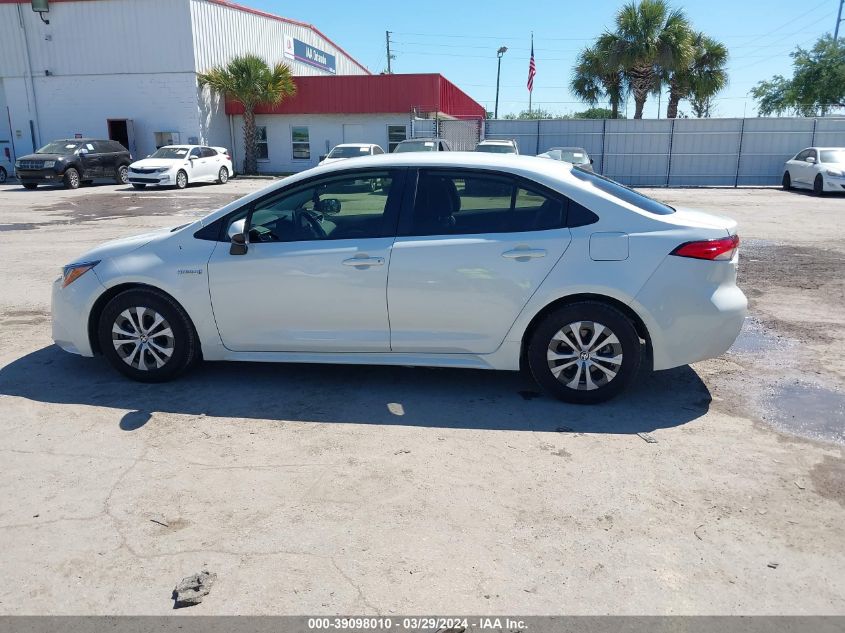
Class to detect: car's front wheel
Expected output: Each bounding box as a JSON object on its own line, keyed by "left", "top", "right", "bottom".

{"left": 98, "top": 289, "right": 198, "bottom": 382}
{"left": 814, "top": 174, "right": 825, "bottom": 196}
{"left": 175, "top": 170, "right": 188, "bottom": 189}
{"left": 0, "top": 167, "right": 7, "bottom": 184}
{"left": 782, "top": 171, "right": 791, "bottom": 190}
{"left": 63, "top": 167, "right": 80, "bottom": 189}
{"left": 527, "top": 301, "right": 641, "bottom": 404}
{"left": 116, "top": 165, "right": 129, "bottom": 185}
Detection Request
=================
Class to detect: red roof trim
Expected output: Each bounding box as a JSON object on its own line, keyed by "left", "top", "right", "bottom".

{"left": 0, "top": 0, "right": 371, "bottom": 75}
{"left": 204, "top": 0, "right": 371, "bottom": 75}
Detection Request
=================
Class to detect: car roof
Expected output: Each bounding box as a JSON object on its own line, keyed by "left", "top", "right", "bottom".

{"left": 335, "top": 143, "right": 376, "bottom": 147}
{"left": 398, "top": 138, "right": 446, "bottom": 142}
{"left": 478, "top": 139, "right": 516, "bottom": 144}
{"left": 548, "top": 146, "right": 588, "bottom": 151}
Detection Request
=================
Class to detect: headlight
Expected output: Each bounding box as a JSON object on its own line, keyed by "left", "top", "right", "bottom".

{"left": 15, "top": 160, "right": 20, "bottom": 168}
{"left": 43, "top": 161, "right": 55, "bottom": 168}
{"left": 825, "top": 169, "right": 845, "bottom": 177}
{"left": 155, "top": 167, "right": 170, "bottom": 174}
{"left": 61, "top": 260, "right": 100, "bottom": 288}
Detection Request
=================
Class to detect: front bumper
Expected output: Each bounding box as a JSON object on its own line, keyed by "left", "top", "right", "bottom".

{"left": 16, "top": 168, "right": 63, "bottom": 184}
{"left": 822, "top": 173, "right": 845, "bottom": 192}
{"left": 128, "top": 171, "right": 172, "bottom": 186}
{"left": 51, "top": 268, "right": 106, "bottom": 357}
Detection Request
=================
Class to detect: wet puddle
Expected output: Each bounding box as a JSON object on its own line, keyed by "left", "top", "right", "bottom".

{"left": 764, "top": 382, "right": 845, "bottom": 445}
{"left": 727, "top": 316, "right": 792, "bottom": 356}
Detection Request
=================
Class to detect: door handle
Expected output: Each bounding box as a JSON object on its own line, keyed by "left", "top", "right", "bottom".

{"left": 502, "top": 248, "right": 546, "bottom": 260}
{"left": 342, "top": 256, "right": 385, "bottom": 267}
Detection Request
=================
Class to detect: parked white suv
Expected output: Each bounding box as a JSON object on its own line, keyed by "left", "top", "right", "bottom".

{"left": 128, "top": 145, "right": 233, "bottom": 190}
{"left": 476, "top": 139, "right": 519, "bottom": 154}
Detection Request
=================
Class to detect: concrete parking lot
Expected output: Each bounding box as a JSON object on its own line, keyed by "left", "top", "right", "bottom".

{"left": 0, "top": 179, "right": 843, "bottom": 614}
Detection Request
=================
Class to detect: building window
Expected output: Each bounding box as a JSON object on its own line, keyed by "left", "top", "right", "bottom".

{"left": 387, "top": 125, "right": 407, "bottom": 153}
{"left": 256, "top": 126, "right": 269, "bottom": 160}
{"left": 292, "top": 126, "right": 310, "bottom": 160}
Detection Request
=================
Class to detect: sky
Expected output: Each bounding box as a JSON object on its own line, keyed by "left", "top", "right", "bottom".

{"left": 245, "top": 0, "right": 841, "bottom": 118}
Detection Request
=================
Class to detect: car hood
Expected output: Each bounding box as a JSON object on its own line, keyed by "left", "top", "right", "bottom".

{"left": 821, "top": 161, "right": 845, "bottom": 169}
{"left": 18, "top": 153, "right": 66, "bottom": 162}
{"left": 130, "top": 158, "right": 183, "bottom": 169}
{"left": 73, "top": 226, "right": 176, "bottom": 263}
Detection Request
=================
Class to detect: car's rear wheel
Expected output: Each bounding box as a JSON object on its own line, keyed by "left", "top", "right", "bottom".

{"left": 98, "top": 289, "right": 198, "bottom": 383}
{"left": 814, "top": 174, "right": 825, "bottom": 196}
{"left": 23, "top": 183, "right": 37, "bottom": 190}
{"left": 782, "top": 172, "right": 791, "bottom": 190}
{"left": 116, "top": 165, "right": 129, "bottom": 185}
{"left": 63, "top": 168, "right": 80, "bottom": 190}
{"left": 0, "top": 167, "right": 7, "bottom": 184}
{"left": 527, "top": 301, "right": 641, "bottom": 404}
{"left": 175, "top": 170, "right": 188, "bottom": 189}
{"left": 216, "top": 166, "right": 228, "bottom": 184}
{"left": 131, "top": 183, "right": 146, "bottom": 190}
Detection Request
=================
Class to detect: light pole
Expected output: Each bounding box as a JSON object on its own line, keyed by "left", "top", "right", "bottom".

{"left": 494, "top": 46, "right": 507, "bottom": 119}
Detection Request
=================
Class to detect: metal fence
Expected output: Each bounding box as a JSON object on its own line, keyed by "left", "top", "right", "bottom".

{"left": 485, "top": 117, "right": 845, "bottom": 187}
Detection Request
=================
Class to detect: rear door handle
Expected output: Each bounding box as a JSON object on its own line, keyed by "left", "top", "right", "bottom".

{"left": 343, "top": 256, "right": 385, "bottom": 267}
{"left": 502, "top": 248, "right": 546, "bottom": 260}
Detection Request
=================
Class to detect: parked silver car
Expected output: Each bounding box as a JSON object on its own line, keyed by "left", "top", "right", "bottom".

{"left": 538, "top": 147, "right": 594, "bottom": 172}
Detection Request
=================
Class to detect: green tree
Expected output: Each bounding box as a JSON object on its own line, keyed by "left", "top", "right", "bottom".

{"left": 570, "top": 107, "right": 624, "bottom": 119}
{"left": 665, "top": 32, "right": 729, "bottom": 118}
{"left": 571, "top": 35, "right": 626, "bottom": 118}
{"left": 603, "top": 0, "right": 692, "bottom": 119}
{"left": 198, "top": 55, "right": 297, "bottom": 174}
{"left": 751, "top": 35, "right": 845, "bottom": 117}
{"left": 503, "top": 108, "right": 560, "bottom": 120}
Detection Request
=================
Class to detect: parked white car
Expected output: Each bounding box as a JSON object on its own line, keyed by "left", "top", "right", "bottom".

{"left": 52, "top": 153, "right": 746, "bottom": 403}
{"left": 128, "top": 145, "right": 232, "bottom": 190}
{"left": 538, "top": 147, "right": 594, "bottom": 172}
{"left": 0, "top": 156, "right": 11, "bottom": 183}
{"left": 319, "top": 143, "right": 384, "bottom": 165}
{"left": 782, "top": 147, "right": 845, "bottom": 195}
{"left": 475, "top": 139, "right": 519, "bottom": 154}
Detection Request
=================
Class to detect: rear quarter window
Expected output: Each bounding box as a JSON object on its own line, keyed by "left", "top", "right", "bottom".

{"left": 571, "top": 169, "right": 675, "bottom": 215}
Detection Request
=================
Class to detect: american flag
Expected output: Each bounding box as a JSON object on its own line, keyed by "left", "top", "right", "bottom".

{"left": 527, "top": 38, "right": 536, "bottom": 92}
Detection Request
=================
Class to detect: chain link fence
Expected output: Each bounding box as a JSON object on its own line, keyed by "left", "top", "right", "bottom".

{"left": 485, "top": 117, "right": 845, "bottom": 186}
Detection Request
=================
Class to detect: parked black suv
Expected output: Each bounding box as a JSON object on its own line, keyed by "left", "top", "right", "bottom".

{"left": 15, "top": 139, "right": 132, "bottom": 190}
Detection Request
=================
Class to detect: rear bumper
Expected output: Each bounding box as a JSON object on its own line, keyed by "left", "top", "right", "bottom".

{"left": 633, "top": 254, "right": 747, "bottom": 370}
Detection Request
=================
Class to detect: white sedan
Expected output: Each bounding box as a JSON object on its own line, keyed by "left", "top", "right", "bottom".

{"left": 782, "top": 147, "right": 845, "bottom": 195}
{"left": 52, "top": 153, "right": 746, "bottom": 403}
{"left": 319, "top": 143, "right": 384, "bottom": 165}
{"left": 128, "top": 145, "right": 232, "bottom": 189}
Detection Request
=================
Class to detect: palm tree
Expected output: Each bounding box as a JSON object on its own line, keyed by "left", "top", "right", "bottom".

{"left": 571, "top": 35, "right": 626, "bottom": 118}
{"left": 198, "top": 55, "right": 297, "bottom": 174}
{"left": 666, "top": 33, "right": 729, "bottom": 118}
{"left": 603, "top": 0, "right": 692, "bottom": 119}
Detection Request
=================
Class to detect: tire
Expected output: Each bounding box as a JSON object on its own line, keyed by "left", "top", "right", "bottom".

{"left": 813, "top": 174, "right": 825, "bottom": 196}
{"left": 527, "top": 301, "right": 642, "bottom": 404}
{"left": 98, "top": 288, "right": 198, "bottom": 383}
{"left": 175, "top": 170, "right": 188, "bottom": 189}
{"left": 782, "top": 172, "right": 791, "bottom": 190}
{"left": 23, "top": 183, "right": 37, "bottom": 190}
{"left": 216, "top": 166, "right": 229, "bottom": 184}
{"left": 0, "top": 167, "right": 6, "bottom": 184}
{"left": 63, "top": 167, "right": 80, "bottom": 190}
{"left": 131, "top": 183, "right": 146, "bottom": 190}
{"left": 116, "top": 165, "right": 129, "bottom": 185}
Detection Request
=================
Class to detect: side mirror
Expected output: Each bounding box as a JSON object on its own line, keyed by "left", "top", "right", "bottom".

{"left": 805, "top": 156, "right": 816, "bottom": 164}
{"left": 77, "top": 148, "right": 88, "bottom": 156}
{"left": 189, "top": 155, "right": 197, "bottom": 160}
{"left": 590, "top": 158, "right": 594, "bottom": 164}
{"left": 228, "top": 219, "right": 248, "bottom": 255}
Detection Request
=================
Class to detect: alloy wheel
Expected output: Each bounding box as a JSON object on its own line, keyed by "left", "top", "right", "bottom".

{"left": 118, "top": 166, "right": 129, "bottom": 184}
{"left": 177, "top": 172, "right": 187, "bottom": 188}
{"left": 112, "top": 307, "right": 175, "bottom": 371}
{"left": 219, "top": 168, "right": 228, "bottom": 183}
{"left": 546, "top": 321, "right": 623, "bottom": 391}
{"left": 68, "top": 170, "right": 79, "bottom": 188}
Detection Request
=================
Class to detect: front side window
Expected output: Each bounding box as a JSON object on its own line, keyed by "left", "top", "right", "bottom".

{"left": 387, "top": 125, "right": 407, "bottom": 153}
{"left": 794, "top": 149, "right": 809, "bottom": 161}
{"left": 189, "top": 147, "right": 202, "bottom": 159}
{"left": 406, "top": 170, "right": 565, "bottom": 236}
{"left": 291, "top": 126, "right": 310, "bottom": 160}
{"left": 255, "top": 126, "right": 269, "bottom": 160}
{"left": 226, "top": 171, "right": 395, "bottom": 243}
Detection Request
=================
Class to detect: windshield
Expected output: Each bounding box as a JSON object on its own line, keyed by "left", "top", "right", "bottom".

{"left": 37, "top": 141, "right": 81, "bottom": 154}
{"left": 571, "top": 169, "right": 675, "bottom": 215}
{"left": 548, "top": 148, "right": 590, "bottom": 164}
{"left": 476, "top": 144, "right": 516, "bottom": 154}
{"left": 820, "top": 150, "right": 845, "bottom": 164}
{"left": 394, "top": 141, "right": 437, "bottom": 153}
{"left": 150, "top": 147, "right": 191, "bottom": 159}
{"left": 328, "top": 146, "right": 370, "bottom": 158}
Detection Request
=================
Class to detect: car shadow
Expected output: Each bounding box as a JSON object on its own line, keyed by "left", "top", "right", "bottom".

{"left": 0, "top": 346, "right": 711, "bottom": 434}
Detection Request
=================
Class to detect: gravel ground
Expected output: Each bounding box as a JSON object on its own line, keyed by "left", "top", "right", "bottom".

{"left": 0, "top": 179, "right": 843, "bottom": 615}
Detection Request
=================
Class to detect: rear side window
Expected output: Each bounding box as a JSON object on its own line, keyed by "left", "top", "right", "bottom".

{"left": 405, "top": 170, "right": 566, "bottom": 236}
{"left": 570, "top": 169, "right": 675, "bottom": 215}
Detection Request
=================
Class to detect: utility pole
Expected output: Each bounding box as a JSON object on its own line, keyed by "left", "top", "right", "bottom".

{"left": 495, "top": 46, "right": 507, "bottom": 119}
{"left": 836, "top": 0, "right": 844, "bottom": 41}
{"left": 385, "top": 31, "right": 394, "bottom": 74}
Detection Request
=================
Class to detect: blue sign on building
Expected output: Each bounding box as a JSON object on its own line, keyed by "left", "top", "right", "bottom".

{"left": 284, "top": 36, "right": 337, "bottom": 74}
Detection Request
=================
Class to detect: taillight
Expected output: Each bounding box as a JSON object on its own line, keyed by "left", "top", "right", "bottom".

{"left": 671, "top": 234, "right": 739, "bottom": 261}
